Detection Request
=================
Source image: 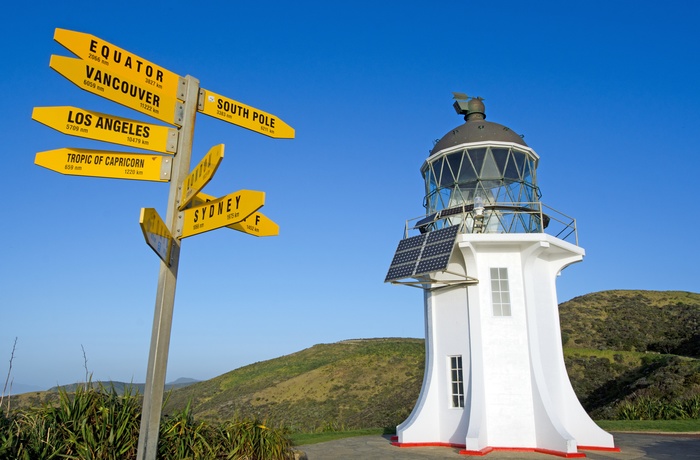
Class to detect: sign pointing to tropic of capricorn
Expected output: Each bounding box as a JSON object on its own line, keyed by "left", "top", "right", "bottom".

{"left": 35, "top": 148, "right": 172, "bottom": 182}
{"left": 179, "top": 144, "right": 224, "bottom": 210}
{"left": 177, "top": 190, "right": 265, "bottom": 238}
{"left": 50, "top": 55, "right": 184, "bottom": 127}
{"left": 198, "top": 88, "right": 295, "bottom": 139}
{"left": 53, "top": 27, "right": 185, "bottom": 101}
{"left": 32, "top": 106, "right": 178, "bottom": 154}
{"left": 192, "top": 192, "right": 279, "bottom": 237}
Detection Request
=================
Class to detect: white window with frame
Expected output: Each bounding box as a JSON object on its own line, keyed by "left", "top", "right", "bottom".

{"left": 490, "top": 267, "right": 512, "bottom": 316}
{"left": 449, "top": 355, "right": 464, "bottom": 408}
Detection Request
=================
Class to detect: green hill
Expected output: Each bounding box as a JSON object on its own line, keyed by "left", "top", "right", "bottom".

{"left": 9, "top": 290, "right": 700, "bottom": 429}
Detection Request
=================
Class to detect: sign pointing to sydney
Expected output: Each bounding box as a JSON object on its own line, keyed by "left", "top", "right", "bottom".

{"left": 177, "top": 190, "right": 265, "bottom": 238}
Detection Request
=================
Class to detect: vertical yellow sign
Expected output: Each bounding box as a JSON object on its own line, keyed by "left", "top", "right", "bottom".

{"left": 139, "top": 208, "right": 173, "bottom": 265}
{"left": 179, "top": 145, "right": 224, "bottom": 210}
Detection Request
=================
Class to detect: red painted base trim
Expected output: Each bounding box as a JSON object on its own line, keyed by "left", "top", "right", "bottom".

{"left": 458, "top": 447, "right": 586, "bottom": 458}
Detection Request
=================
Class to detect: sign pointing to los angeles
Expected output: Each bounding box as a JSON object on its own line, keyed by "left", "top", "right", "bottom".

{"left": 32, "top": 106, "right": 178, "bottom": 154}
{"left": 139, "top": 208, "right": 174, "bottom": 266}
{"left": 179, "top": 144, "right": 224, "bottom": 210}
{"left": 54, "top": 28, "right": 184, "bottom": 101}
{"left": 177, "top": 190, "right": 265, "bottom": 238}
{"left": 50, "top": 55, "right": 184, "bottom": 127}
{"left": 35, "top": 148, "right": 172, "bottom": 182}
{"left": 198, "top": 88, "right": 295, "bottom": 139}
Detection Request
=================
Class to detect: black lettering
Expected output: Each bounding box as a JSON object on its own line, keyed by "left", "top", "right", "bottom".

{"left": 235, "top": 195, "right": 241, "bottom": 209}
{"left": 89, "top": 40, "right": 97, "bottom": 53}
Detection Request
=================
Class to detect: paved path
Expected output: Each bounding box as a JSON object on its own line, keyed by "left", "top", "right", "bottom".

{"left": 299, "top": 433, "right": 700, "bottom": 459}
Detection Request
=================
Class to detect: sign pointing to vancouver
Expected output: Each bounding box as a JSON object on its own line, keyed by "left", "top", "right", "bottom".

{"left": 50, "top": 55, "right": 184, "bottom": 127}
{"left": 54, "top": 28, "right": 184, "bottom": 101}
{"left": 179, "top": 144, "right": 224, "bottom": 211}
{"left": 177, "top": 190, "right": 265, "bottom": 238}
{"left": 198, "top": 88, "right": 295, "bottom": 139}
{"left": 32, "top": 106, "right": 178, "bottom": 154}
{"left": 35, "top": 148, "right": 172, "bottom": 182}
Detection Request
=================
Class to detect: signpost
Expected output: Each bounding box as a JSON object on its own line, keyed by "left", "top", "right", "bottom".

{"left": 139, "top": 208, "right": 173, "bottom": 265}
{"left": 177, "top": 190, "right": 265, "bottom": 238}
{"left": 179, "top": 144, "right": 224, "bottom": 210}
{"left": 33, "top": 27, "right": 295, "bottom": 460}
{"left": 32, "top": 106, "right": 178, "bottom": 154}
{"left": 198, "top": 88, "right": 295, "bottom": 139}
{"left": 35, "top": 148, "right": 172, "bottom": 182}
{"left": 50, "top": 55, "right": 184, "bottom": 126}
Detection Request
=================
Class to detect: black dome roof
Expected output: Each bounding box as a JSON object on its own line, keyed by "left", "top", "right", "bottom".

{"left": 430, "top": 98, "right": 528, "bottom": 156}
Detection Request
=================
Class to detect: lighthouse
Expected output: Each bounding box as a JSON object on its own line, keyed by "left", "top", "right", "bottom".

{"left": 385, "top": 96, "right": 618, "bottom": 457}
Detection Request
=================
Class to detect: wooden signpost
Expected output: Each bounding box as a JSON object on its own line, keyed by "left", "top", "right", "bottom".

{"left": 32, "top": 27, "right": 294, "bottom": 460}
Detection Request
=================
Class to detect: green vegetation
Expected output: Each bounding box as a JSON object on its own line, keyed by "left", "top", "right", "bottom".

{"left": 0, "top": 384, "right": 295, "bottom": 460}
{"left": 289, "top": 428, "right": 385, "bottom": 446}
{"left": 596, "top": 419, "right": 700, "bottom": 433}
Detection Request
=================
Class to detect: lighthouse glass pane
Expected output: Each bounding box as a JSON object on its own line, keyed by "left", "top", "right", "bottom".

{"left": 490, "top": 267, "right": 511, "bottom": 317}
{"left": 449, "top": 356, "right": 464, "bottom": 408}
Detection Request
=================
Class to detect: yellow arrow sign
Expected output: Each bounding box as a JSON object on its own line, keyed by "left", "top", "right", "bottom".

{"left": 228, "top": 212, "right": 279, "bottom": 237}
{"left": 32, "top": 106, "right": 178, "bottom": 154}
{"left": 54, "top": 28, "right": 184, "bottom": 101}
{"left": 192, "top": 193, "right": 279, "bottom": 237}
{"left": 35, "top": 148, "right": 172, "bottom": 182}
{"left": 178, "top": 190, "right": 265, "bottom": 239}
{"left": 139, "top": 208, "right": 173, "bottom": 265}
{"left": 179, "top": 144, "right": 224, "bottom": 210}
{"left": 198, "top": 88, "right": 295, "bottom": 139}
{"left": 50, "top": 55, "right": 184, "bottom": 127}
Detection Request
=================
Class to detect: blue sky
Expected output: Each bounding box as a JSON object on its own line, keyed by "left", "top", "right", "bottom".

{"left": 2, "top": 1, "right": 699, "bottom": 392}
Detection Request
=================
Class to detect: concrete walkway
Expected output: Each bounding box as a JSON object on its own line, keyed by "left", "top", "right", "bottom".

{"left": 299, "top": 432, "right": 700, "bottom": 459}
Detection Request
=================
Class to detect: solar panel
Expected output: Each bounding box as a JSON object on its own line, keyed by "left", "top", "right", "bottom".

{"left": 385, "top": 225, "right": 460, "bottom": 282}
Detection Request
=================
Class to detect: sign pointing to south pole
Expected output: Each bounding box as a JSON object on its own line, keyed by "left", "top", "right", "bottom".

{"left": 50, "top": 55, "right": 184, "bottom": 127}
{"left": 177, "top": 190, "right": 265, "bottom": 238}
{"left": 32, "top": 106, "right": 178, "bottom": 154}
{"left": 35, "top": 148, "right": 172, "bottom": 182}
{"left": 179, "top": 144, "right": 224, "bottom": 210}
{"left": 198, "top": 88, "right": 295, "bottom": 139}
{"left": 54, "top": 28, "right": 184, "bottom": 101}
{"left": 139, "top": 208, "right": 174, "bottom": 266}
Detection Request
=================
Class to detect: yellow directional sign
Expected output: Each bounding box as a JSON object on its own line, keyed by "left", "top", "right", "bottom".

{"left": 35, "top": 148, "right": 172, "bottom": 182}
{"left": 228, "top": 212, "right": 279, "bottom": 237}
{"left": 54, "top": 28, "right": 184, "bottom": 101}
{"left": 198, "top": 88, "right": 295, "bottom": 139}
{"left": 192, "top": 193, "right": 279, "bottom": 237}
{"left": 32, "top": 106, "right": 178, "bottom": 154}
{"left": 178, "top": 190, "right": 265, "bottom": 238}
{"left": 139, "top": 208, "right": 173, "bottom": 265}
{"left": 50, "top": 55, "right": 184, "bottom": 127}
{"left": 179, "top": 144, "right": 224, "bottom": 211}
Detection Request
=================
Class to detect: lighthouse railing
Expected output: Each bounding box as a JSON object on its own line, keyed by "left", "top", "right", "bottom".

{"left": 404, "top": 201, "right": 578, "bottom": 245}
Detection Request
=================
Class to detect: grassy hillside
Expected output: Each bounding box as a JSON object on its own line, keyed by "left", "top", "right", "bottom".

{"left": 8, "top": 290, "right": 700, "bottom": 430}
{"left": 163, "top": 338, "right": 424, "bottom": 432}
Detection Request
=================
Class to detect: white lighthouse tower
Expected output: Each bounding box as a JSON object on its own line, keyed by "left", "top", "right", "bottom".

{"left": 385, "top": 96, "right": 618, "bottom": 457}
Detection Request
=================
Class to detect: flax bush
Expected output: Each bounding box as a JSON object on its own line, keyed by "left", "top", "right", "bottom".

{"left": 0, "top": 386, "right": 295, "bottom": 460}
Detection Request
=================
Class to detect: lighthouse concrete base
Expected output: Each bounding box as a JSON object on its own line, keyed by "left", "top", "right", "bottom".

{"left": 395, "top": 233, "right": 616, "bottom": 456}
